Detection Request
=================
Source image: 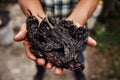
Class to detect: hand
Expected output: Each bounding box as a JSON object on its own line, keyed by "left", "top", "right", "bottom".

{"left": 14, "top": 23, "right": 63, "bottom": 75}
{"left": 14, "top": 23, "right": 97, "bottom": 75}
{"left": 73, "top": 21, "right": 97, "bottom": 47}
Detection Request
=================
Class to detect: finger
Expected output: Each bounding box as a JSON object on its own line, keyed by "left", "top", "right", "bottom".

{"left": 54, "top": 68, "right": 63, "bottom": 75}
{"left": 87, "top": 36, "right": 97, "bottom": 46}
{"left": 23, "top": 40, "right": 37, "bottom": 61}
{"left": 14, "top": 23, "right": 27, "bottom": 41}
{"left": 46, "top": 62, "right": 53, "bottom": 70}
{"left": 37, "top": 58, "right": 46, "bottom": 66}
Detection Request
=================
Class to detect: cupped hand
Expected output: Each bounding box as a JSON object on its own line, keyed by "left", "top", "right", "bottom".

{"left": 14, "top": 23, "right": 63, "bottom": 75}
{"left": 14, "top": 23, "right": 96, "bottom": 75}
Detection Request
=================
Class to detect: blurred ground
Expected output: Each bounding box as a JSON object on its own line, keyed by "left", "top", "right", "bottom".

{"left": 0, "top": 4, "right": 98, "bottom": 80}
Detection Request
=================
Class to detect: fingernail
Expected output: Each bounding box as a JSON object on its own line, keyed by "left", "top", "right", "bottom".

{"left": 14, "top": 32, "right": 20, "bottom": 41}
{"left": 46, "top": 63, "right": 52, "bottom": 70}
{"left": 37, "top": 58, "right": 45, "bottom": 66}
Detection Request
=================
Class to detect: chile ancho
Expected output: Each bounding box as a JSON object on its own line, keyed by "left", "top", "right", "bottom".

{"left": 26, "top": 11, "right": 89, "bottom": 71}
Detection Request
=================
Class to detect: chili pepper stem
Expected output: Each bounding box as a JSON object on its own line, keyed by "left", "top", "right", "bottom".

{"left": 45, "top": 15, "right": 54, "bottom": 29}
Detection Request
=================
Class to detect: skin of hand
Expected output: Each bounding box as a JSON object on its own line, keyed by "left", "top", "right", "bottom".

{"left": 15, "top": 0, "right": 98, "bottom": 75}
{"left": 14, "top": 23, "right": 97, "bottom": 75}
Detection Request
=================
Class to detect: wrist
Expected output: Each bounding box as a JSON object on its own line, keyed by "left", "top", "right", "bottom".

{"left": 67, "top": 15, "right": 87, "bottom": 26}
{"left": 27, "top": 9, "right": 45, "bottom": 22}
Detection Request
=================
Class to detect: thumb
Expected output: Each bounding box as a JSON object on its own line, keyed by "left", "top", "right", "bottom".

{"left": 87, "top": 36, "right": 97, "bottom": 47}
{"left": 14, "top": 23, "right": 27, "bottom": 41}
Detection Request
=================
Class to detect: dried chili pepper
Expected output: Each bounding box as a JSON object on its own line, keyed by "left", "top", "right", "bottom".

{"left": 26, "top": 10, "right": 89, "bottom": 71}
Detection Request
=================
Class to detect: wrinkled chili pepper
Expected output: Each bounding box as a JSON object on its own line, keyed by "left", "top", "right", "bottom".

{"left": 26, "top": 10, "right": 89, "bottom": 71}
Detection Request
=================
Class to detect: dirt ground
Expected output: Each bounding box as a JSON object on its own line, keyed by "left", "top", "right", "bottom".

{"left": 0, "top": 4, "right": 99, "bottom": 80}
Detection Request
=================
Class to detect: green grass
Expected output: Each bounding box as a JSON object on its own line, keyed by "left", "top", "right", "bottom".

{"left": 91, "top": 22, "right": 120, "bottom": 52}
